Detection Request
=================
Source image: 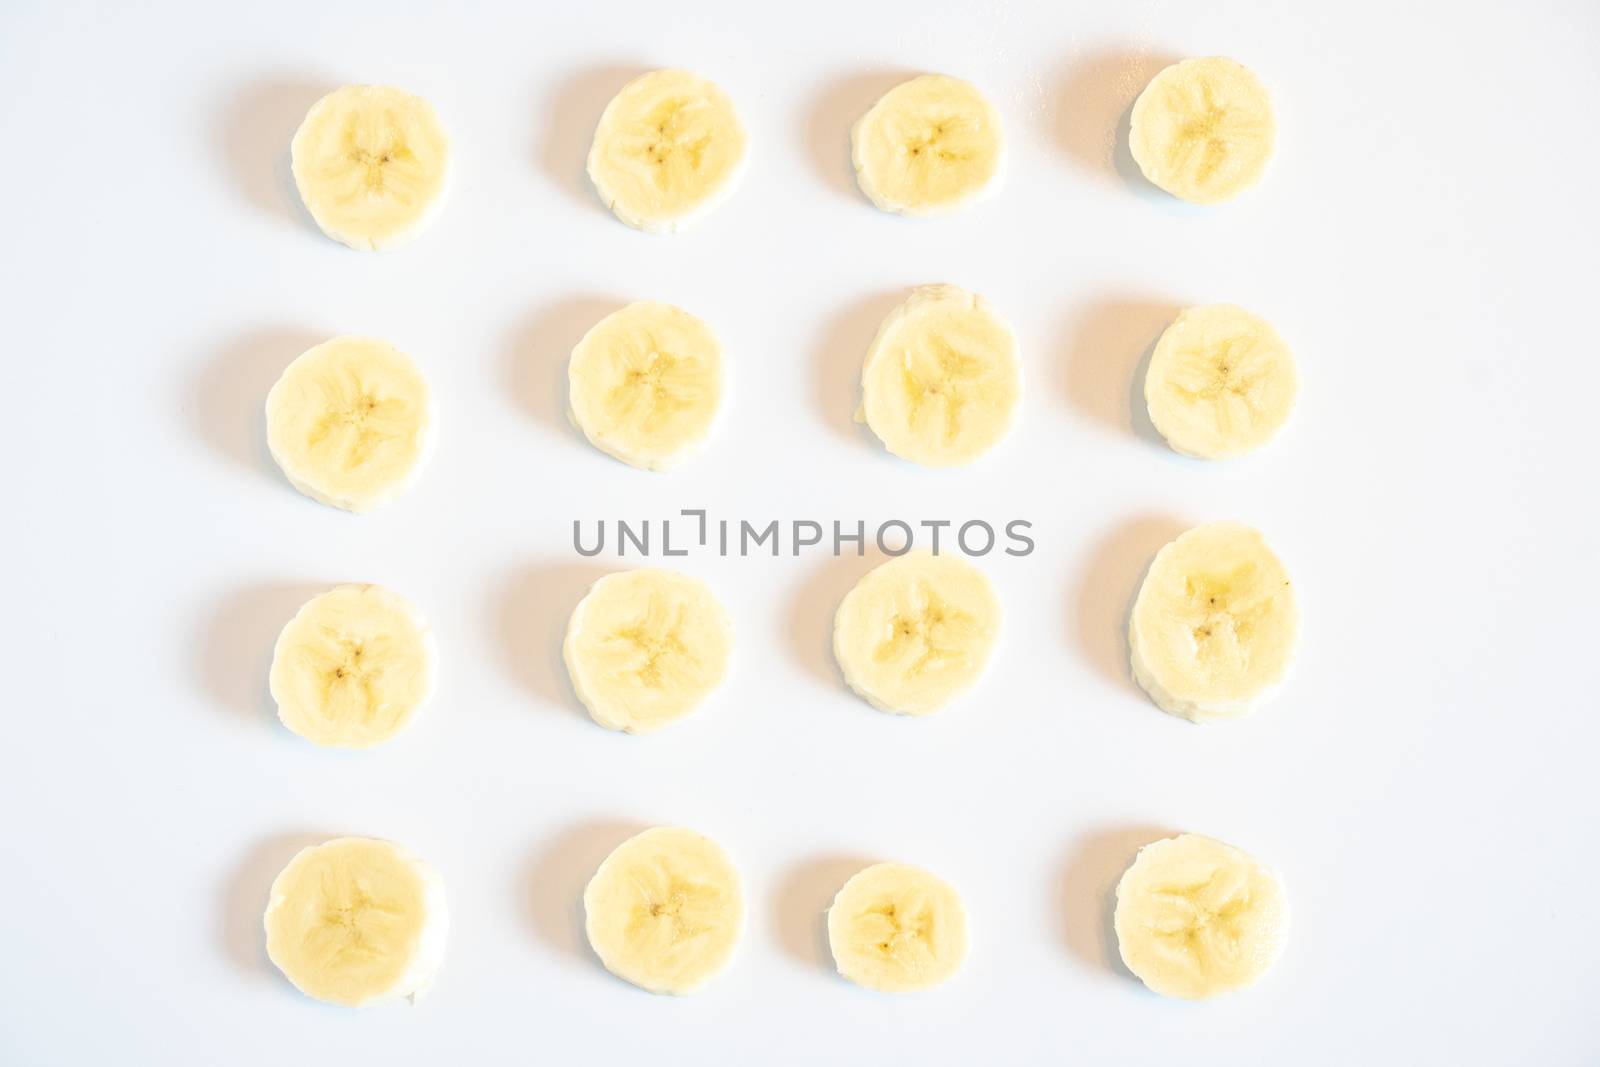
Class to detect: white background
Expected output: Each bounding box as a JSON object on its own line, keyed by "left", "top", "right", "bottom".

{"left": 2, "top": 1, "right": 1596, "bottom": 1063}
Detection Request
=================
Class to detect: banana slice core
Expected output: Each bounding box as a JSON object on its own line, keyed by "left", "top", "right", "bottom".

{"left": 852, "top": 74, "right": 1004, "bottom": 216}
{"left": 583, "top": 827, "right": 744, "bottom": 994}
{"left": 833, "top": 552, "right": 1000, "bottom": 715}
{"left": 1129, "top": 57, "right": 1275, "bottom": 204}
{"left": 1145, "top": 304, "right": 1298, "bottom": 458}
{"left": 270, "top": 584, "right": 436, "bottom": 748}
{"left": 1129, "top": 522, "right": 1298, "bottom": 722}
{"left": 567, "top": 301, "right": 723, "bottom": 470}
{"left": 1114, "top": 833, "right": 1288, "bottom": 999}
{"left": 586, "top": 69, "right": 747, "bottom": 233}
{"left": 290, "top": 85, "right": 451, "bottom": 250}
{"left": 861, "top": 284, "right": 1020, "bottom": 467}
{"left": 828, "top": 862, "right": 969, "bottom": 992}
{"left": 563, "top": 569, "right": 733, "bottom": 732}
{"left": 263, "top": 837, "right": 449, "bottom": 1008}
{"left": 265, "top": 336, "right": 434, "bottom": 512}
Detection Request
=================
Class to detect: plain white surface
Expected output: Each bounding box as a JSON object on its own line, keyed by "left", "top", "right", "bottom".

{"left": 2, "top": 1, "right": 1596, "bottom": 1063}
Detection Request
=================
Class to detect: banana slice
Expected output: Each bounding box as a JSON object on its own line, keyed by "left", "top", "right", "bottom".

{"left": 1129, "top": 522, "right": 1298, "bottom": 723}
{"left": 269, "top": 584, "right": 436, "bottom": 748}
{"left": 567, "top": 301, "right": 723, "bottom": 470}
{"left": 833, "top": 552, "right": 1000, "bottom": 716}
{"left": 851, "top": 74, "right": 1004, "bottom": 216}
{"left": 1145, "top": 304, "right": 1298, "bottom": 459}
{"left": 860, "top": 285, "right": 1020, "bottom": 467}
{"left": 828, "top": 862, "right": 968, "bottom": 992}
{"left": 586, "top": 69, "right": 747, "bottom": 234}
{"left": 583, "top": 827, "right": 743, "bottom": 994}
{"left": 264, "top": 837, "right": 449, "bottom": 1008}
{"left": 265, "top": 336, "right": 434, "bottom": 512}
{"left": 563, "top": 569, "right": 732, "bottom": 733}
{"left": 1129, "top": 57, "right": 1275, "bottom": 204}
{"left": 1114, "top": 833, "right": 1288, "bottom": 999}
{"left": 290, "top": 85, "right": 451, "bottom": 250}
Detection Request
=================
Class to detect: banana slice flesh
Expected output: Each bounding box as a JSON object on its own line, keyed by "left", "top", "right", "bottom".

{"left": 1114, "top": 834, "right": 1288, "bottom": 999}
{"left": 290, "top": 85, "right": 451, "bottom": 250}
{"left": 264, "top": 837, "right": 449, "bottom": 1008}
{"left": 563, "top": 569, "right": 733, "bottom": 733}
{"left": 1129, "top": 57, "right": 1275, "bottom": 204}
{"left": 1129, "top": 522, "right": 1298, "bottom": 722}
{"left": 851, "top": 74, "right": 1004, "bottom": 216}
{"left": 860, "top": 284, "right": 1020, "bottom": 467}
{"left": 567, "top": 301, "right": 723, "bottom": 470}
{"left": 828, "top": 862, "right": 969, "bottom": 992}
{"left": 587, "top": 69, "right": 747, "bottom": 234}
{"left": 265, "top": 336, "right": 434, "bottom": 512}
{"left": 1145, "top": 304, "right": 1298, "bottom": 458}
{"left": 833, "top": 552, "right": 1000, "bottom": 716}
{"left": 269, "top": 584, "right": 436, "bottom": 748}
{"left": 583, "top": 827, "right": 743, "bottom": 994}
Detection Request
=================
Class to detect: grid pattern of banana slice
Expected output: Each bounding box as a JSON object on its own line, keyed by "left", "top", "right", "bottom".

{"left": 241, "top": 52, "right": 1309, "bottom": 1009}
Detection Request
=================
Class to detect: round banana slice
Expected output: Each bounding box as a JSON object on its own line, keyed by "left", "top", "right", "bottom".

{"left": 1129, "top": 57, "right": 1275, "bottom": 204}
{"left": 1114, "top": 833, "right": 1288, "bottom": 999}
{"left": 583, "top": 827, "right": 743, "bottom": 994}
{"left": 270, "top": 584, "right": 436, "bottom": 748}
{"left": 265, "top": 336, "right": 434, "bottom": 512}
{"left": 833, "top": 553, "right": 1000, "bottom": 716}
{"left": 264, "top": 837, "right": 449, "bottom": 1008}
{"left": 563, "top": 569, "right": 733, "bottom": 733}
{"left": 828, "top": 862, "right": 969, "bottom": 992}
{"left": 860, "top": 284, "right": 1020, "bottom": 467}
{"left": 1129, "top": 522, "right": 1298, "bottom": 723}
{"left": 851, "top": 74, "right": 1004, "bottom": 216}
{"left": 290, "top": 85, "right": 451, "bottom": 250}
{"left": 567, "top": 301, "right": 723, "bottom": 471}
{"left": 587, "top": 69, "right": 747, "bottom": 234}
{"left": 1145, "top": 304, "right": 1298, "bottom": 459}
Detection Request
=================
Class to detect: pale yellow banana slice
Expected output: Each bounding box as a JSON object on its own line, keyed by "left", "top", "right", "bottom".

{"left": 1129, "top": 57, "right": 1275, "bottom": 204}
{"left": 269, "top": 584, "right": 436, "bottom": 748}
{"left": 828, "top": 862, "right": 968, "bottom": 992}
{"left": 264, "top": 837, "right": 449, "bottom": 1008}
{"left": 567, "top": 302, "right": 723, "bottom": 470}
{"left": 860, "top": 284, "right": 1020, "bottom": 467}
{"left": 265, "top": 336, "right": 434, "bottom": 512}
{"left": 583, "top": 827, "right": 743, "bottom": 994}
{"left": 833, "top": 552, "right": 1000, "bottom": 716}
{"left": 587, "top": 69, "right": 747, "bottom": 233}
{"left": 290, "top": 85, "right": 451, "bottom": 250}
{"left": 1145, "top": 304, "right": 1298, "bottom": 459}
{"left": 563, "top": 569, "right": 732, "bottom": 733}
{"left": 1129, "top": 523, "right": 1298, "bottom": 723}
{"left": 852, "top": 74, "right": 1004, "bottom": 216}
{"left": 1114, "top": 833, "right": 1288, "bottom": 999}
